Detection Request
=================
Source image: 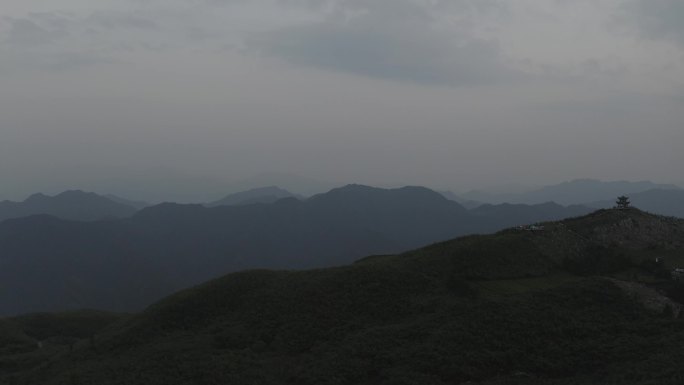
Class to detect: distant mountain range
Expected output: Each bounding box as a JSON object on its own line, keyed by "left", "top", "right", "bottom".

{"left": 0, "top": 184, "right": 591, "bottom": 315}
{"left": 206, "top": 186, "right": 301, "bottom": 207}
{"left": 587, "top": 188, "right": 684, "bottom": 218}
{"left": 469, "top": 201, "right": 591, "bottom": 228}
{"left": 457, "top": 179, "right": 680, "bottom": 206}
{"left": 439, "top": 190, "right": 483, "bottom": 209}
{"left": 0, "top": 191, "right": 138, "bottom": 223}
{"left": 4, "top": 179, "right": 676, "bottom": 224}
{"left": 104, "top": 194, "right": 150, "bottom": 210}
{"left": 224, "top": 172, "right": 335, "bottom": 197}
{"left": 2, "top": 179, "right": 681, "bottom": 315}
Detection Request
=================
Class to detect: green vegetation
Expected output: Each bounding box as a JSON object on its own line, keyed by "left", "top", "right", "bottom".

{"left": 12, "top": 310, "right": 127, "bottom": 341}
{"left": 3, "top": 208, "right": 684, "bottom": 384}
{"left": 0, "top": 310, "right": 123, "bottom": 382}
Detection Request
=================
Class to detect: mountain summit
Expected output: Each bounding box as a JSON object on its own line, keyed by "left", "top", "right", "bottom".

{"left": 207, "top": 186, "right": 299, "bottom": 207}
{"left": 0, "top": 190, "right": 138, "bottom": 223}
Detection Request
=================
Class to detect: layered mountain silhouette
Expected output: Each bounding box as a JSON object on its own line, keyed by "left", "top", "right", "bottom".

{"left": 459, "top": 179, "right": 680, "bottom": 206}
{"left": 224, "top": 172, "right": 334, "bottom": 197}
{"left": 470, "top": 201, "right": 592, "bottom": 228}
{"left": 7, "top": 209, "right": 684, "bottom": 384}
{"left": 439, "top": 190, "right": 483, "bottom": 209}
{"left": 206, "top": 186, "right": 300, "bottom": 207}
{"left": 0, "top": 185, "right": 590, "bottom": 315}
{"left": 587, "top": 189, "right": 684, "bottom": 218}
{"left": 104, "top": 194, "right": 150, "bottom": 210}
{"left": 0, "top": 191, "right": 138, "bottom": 223}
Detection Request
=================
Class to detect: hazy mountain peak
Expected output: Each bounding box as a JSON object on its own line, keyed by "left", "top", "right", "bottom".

{"left": 226, "top": 173, "right": 335, "bottom": 197}
{"left": 134, "top": 202, "right": 211, "bottom": 223}
{"left": 207, "top": 186, "right": 298, "bottom": 207}
{"left": 23, "top": 193, "right": 49, "bottom": 203}
{"left": 0, "top": 190, "right": 138, "bottom": 223}
{"left": 237, "top": 186, "right": 287, "bottom": 194}
{"left": 329, "top": 183, "right": 377, "bottom": 192}
{"left": 104, "top": 194, "right": 150, "bottom": 210}
{"left": 318, "top": 184, "right": 447, "bottom": 199}
{"left": 26, "top": 190, "right": 105, "bottom": 203}
{"left": 137, "top": 202, "right": 206, "bottom": 216}
{"left": 53, "top": 190, "right": 102, "bottom": 202}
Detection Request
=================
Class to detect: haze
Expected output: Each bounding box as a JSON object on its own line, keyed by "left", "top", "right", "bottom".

{"left": 1, "top": 0, "right": 683, "bottom": 202}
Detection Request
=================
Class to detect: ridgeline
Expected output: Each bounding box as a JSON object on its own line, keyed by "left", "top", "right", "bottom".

{"left": 4, "top": 208, "right": 684, "bottom": 384}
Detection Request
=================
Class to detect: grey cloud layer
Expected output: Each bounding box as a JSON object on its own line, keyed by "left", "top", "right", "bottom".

{"left": 4, "top": 18, "right": 58, "bottom": 46}
{"left": 0, "top": 0, "right": 683, "bottom": 201}
{"left": 3, "top": 0, "right": 681, "bottom": 80}
{"left": 249, "top": 0, "right": 517, "bottom": 85}
{"left": 625, "top": 0, "right": 684, "bottom": 45}
{"left": 87, "top": 12, "right": 158, "bottom": 30}
{"left": 0, "top": 9, "right": 163, "bottom": 72}
{"left": 1, "top": 15, "right": 104, "bottom": 71}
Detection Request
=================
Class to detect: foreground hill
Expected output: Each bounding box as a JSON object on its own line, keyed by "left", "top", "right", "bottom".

{"left": 0, "top": 185, "right": 592, "bottom": 315}
{"left": 6, "top": 208, "right": 684, "bottom": 384}
{"left": 0, "top": 191, "right": 138, "bottom": 223}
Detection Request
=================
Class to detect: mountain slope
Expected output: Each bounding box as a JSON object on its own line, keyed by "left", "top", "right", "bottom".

{"left": 0, "top": 185, "right": 470, "bottom": 315}
{"left": 10, "top": 209, "right": 684, "bottom": 385}
{"left": 0, "top": 185, "right": 609, "bottom": 316}
{"left": 0, "top": 191, "right": 138, "bottom": 223}
{"left": 440, "top": 190, "right": 483, "bottom": 209}
{"left": 0, "top": 215, "right": 176, "bottom": 315}
{"left": 206, "top": 186, "right": 300, "bottom": 207}
{"left": 470, "top": 201, "right": 592, "bottom": 230}
{"left": 587, "top": 188, "right": 684, "bottom": 218}
{"left": 104, "top": 194, "right": 150, "bottom": 210}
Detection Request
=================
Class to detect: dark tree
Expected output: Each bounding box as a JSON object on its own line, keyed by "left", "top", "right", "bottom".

{"left": 616, "top": 195, "right": 630, "bottom": 209}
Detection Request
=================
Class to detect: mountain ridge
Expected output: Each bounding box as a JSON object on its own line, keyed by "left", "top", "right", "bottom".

{"left": 0, "top": 184, "right": 593, "bottom": 316}
{"left": 459, "top": 179, "right": 680, "bottom": 206}
{"left": 587, "top": 188, "right": 684, "bottom": 218}
{"left": 0, "top": 190, "right": 138, "bottom": 223}
{"left": 206, "top": 186, "right": 300, "bottom": 207}
{"left": 7, "top": 208, "right": 684, "bottom": 384}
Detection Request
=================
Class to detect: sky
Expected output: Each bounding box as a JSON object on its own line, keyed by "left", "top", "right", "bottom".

{"left": 1, "top": 0, "right": 683, "bottom": 201}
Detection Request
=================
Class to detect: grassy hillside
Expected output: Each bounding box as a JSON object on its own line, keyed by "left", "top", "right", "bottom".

{"left": 0, "top": 310, "right": 123, "bottom": 382}
{"left": 6, "top": 208, "right": 684, "bottom": 384}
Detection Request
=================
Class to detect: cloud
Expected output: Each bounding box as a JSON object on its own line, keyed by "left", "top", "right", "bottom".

{"left": 3, "top": 18, "right": 58, "bottom": 46}
{"left": 0, "top": 14, "right": 115, "bottom": 72}
{"left": 247, "top": 0, "right": 518, "bottom": 86}
{"left": 623, "top": 0, "right": 684, "bottom": 45}
{"left": 37, "top": 52, "right": 114, "bottom": 71}
{"left": 0, "top": 49, "right": 113, "bottom": 73}
{"left": 87, "top": 12, "right": 158, "bottom": 30}
{"left": 0, "top": 9, "right": 161, "bottom": 73}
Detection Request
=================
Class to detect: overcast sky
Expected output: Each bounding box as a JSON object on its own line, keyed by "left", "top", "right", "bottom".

{"left": 1, "top": 0, "right": 683, "bottom": 201}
